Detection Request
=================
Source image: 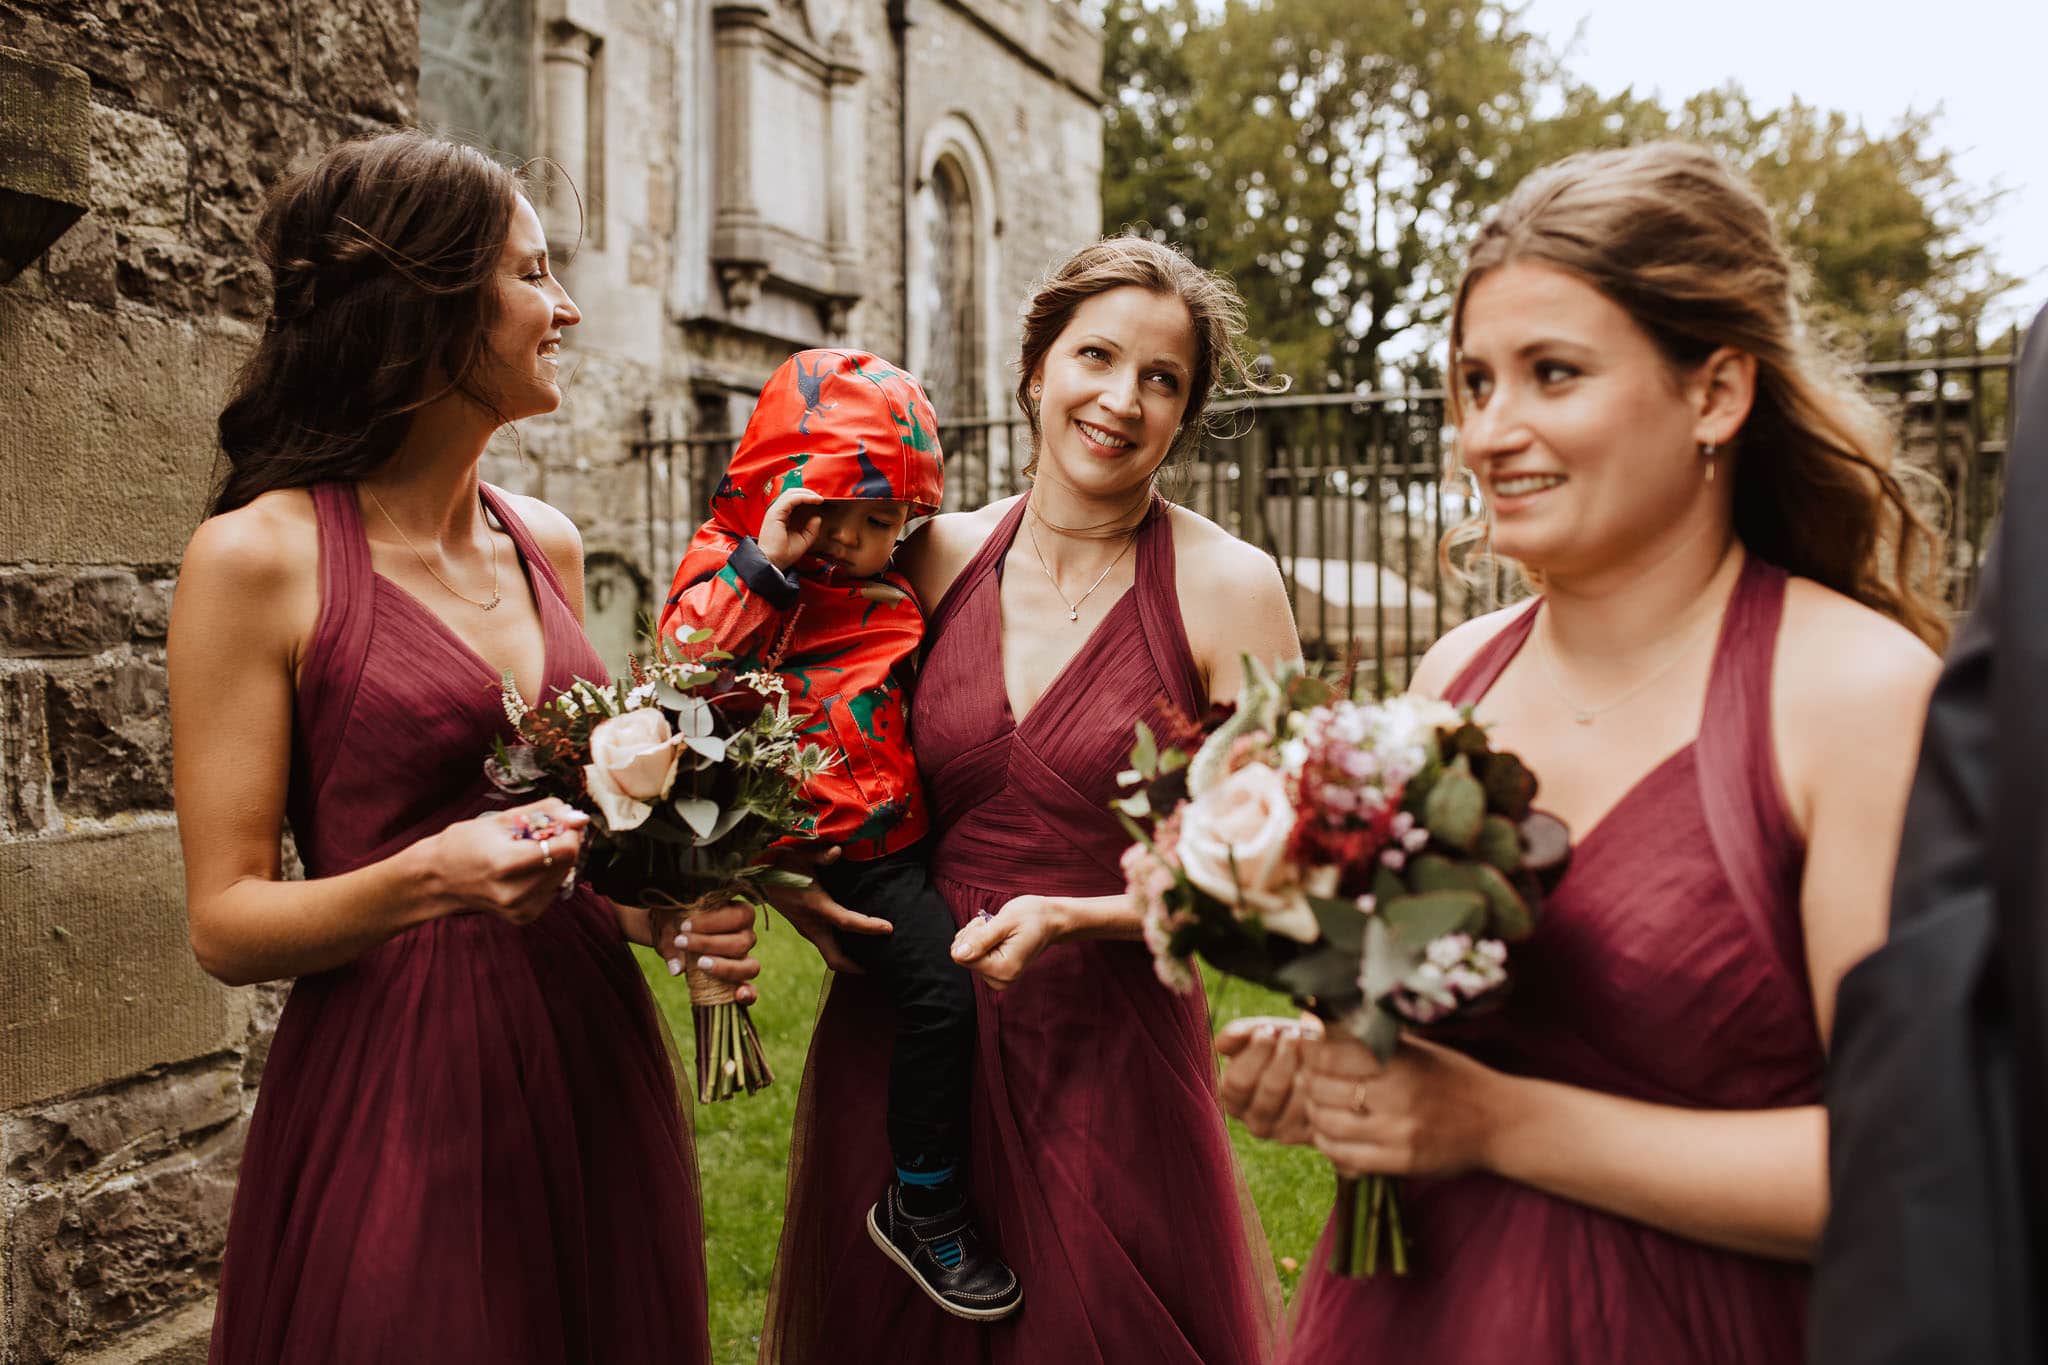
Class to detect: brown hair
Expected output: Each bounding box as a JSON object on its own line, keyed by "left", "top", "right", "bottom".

{"left": 1444, "top": 141, "right": 1948, "bottom": 650}
{"left": 1015, "top": 236, "right": 1281, "bottom": 482}
{"left": 211, "top": 131, "right": 528, "bottom": 515}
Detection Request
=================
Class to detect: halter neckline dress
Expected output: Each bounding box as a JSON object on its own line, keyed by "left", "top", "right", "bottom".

{"left": 762, "top": 495, "right": 1280, "bottom": 1363}
{"left": 1282, "top": 554, "right": 1818, "bottom": 1364}
{"left": 208, "top": 482, "right": 710, "bottom": 1365}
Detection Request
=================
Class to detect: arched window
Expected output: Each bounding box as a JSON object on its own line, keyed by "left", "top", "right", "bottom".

{"left": 921, "top": 155, "right": 980, "bottom": 426}
{"left": 419, "top": 0, "right": 534, "bottom": 158}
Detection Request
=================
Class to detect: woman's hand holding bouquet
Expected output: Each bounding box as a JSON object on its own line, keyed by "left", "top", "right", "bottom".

{"left": 486, "top": 631, "right": 826, "bottom": 1101}
{"left": 1117, "top": 657, "right": 1571, "bottom": 1274}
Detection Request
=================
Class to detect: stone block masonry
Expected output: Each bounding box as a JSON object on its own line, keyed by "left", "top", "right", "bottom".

{"left": 0, "top": 0, "right": 416, "bottom": 1358}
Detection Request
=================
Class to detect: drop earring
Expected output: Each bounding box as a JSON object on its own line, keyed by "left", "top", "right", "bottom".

{"left": 1701, "top": 440, "right": 1718, "bottom": 483}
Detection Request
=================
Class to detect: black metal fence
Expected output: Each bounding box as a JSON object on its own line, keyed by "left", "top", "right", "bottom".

{"left": 635, "top": 340, "right": 2022, "bottom": 684}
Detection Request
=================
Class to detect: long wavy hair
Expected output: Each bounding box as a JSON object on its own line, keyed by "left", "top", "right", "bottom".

{"left": 1443, "top": 141, "right": 1948, "bottom": 650}
{"left": 211, "top": 131, "right": 527, "bottom": 515}
{"left": 1015, "top": 236, "right": 1283, "bottom": 490}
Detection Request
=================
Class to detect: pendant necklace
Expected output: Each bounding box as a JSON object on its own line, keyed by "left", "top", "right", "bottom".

{"left": 364, "top": 485, "right": 503, "bottom": 612}
{"left": 1025, "top": 511, "right": 1136, "bottom": 623}
{"left": 1535, "top": 601, "right": 1723, "bottom": 725}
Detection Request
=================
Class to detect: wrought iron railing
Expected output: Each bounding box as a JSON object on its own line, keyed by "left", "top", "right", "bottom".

{"left": 635, "top": 340, "right": 2022, "bottom": 682}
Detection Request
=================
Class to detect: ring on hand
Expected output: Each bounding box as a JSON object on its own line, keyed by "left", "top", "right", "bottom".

{"left": 540, "top": 837, "right": 554, "bottom": 867}
{"left": 1350, "top": 1082, "right": 1371, "bottom": 1115}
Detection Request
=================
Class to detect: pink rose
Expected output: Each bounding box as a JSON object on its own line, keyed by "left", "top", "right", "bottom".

{"left": 583, "top": 708, "right": 685, "bottom": 832}
{"left": 1176, "top": 761, "right": 1320, "bottom": 942}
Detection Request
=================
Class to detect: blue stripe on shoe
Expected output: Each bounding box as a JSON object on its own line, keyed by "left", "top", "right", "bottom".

{"left": 932, "top": 1236, "right": 964, "bottom": 1269}
{"left": 896, "top": 1164, "right": 956, "bottom": 1187}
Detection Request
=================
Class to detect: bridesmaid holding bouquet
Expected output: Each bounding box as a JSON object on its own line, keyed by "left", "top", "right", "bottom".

{"left": 170, "top": 132, "right": 754, "bottom": 1364}
{"left": 1220, "top": 142, "right": 1945, "bottom": 1363}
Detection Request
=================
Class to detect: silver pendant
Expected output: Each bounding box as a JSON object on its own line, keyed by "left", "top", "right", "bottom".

{"left": 1572, "top": 709, "right": 1594, "bottom": 725}
{"left": 483, "top": 592, "right": 502, "bottom": 612}
{"left": 1068, "top": 608, "right": 1079, "bottom": 622}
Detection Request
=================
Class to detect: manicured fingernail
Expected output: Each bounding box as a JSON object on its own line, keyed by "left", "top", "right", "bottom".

{"left": 697, "top": 955, "right": 716, "bottom": 971}
{"left": 678, "top": 919, "right": 693, "bottom": 934}
{"left": 673, "top": 933, "right": 688, "bottom": 949}
{"left": 667, "top": 958, "right": 682, "bottom": 976}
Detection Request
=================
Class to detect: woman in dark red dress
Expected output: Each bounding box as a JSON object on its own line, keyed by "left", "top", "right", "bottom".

{"left": 1218, "top": 142, "right": 1948, "bottom": 1362}
{"left": 169, "top": 132, "right": 756, "bottom": 1364}
{"left": 758, "top": 239, "right": 1300, "bottom": 1362}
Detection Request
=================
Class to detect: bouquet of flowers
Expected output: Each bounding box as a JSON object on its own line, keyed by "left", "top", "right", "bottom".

{"left": 486, "top": 630, "right": 827, "bottom": 1102}
{"left": 1116, "top": 657, "right": 1570, "bottom": 1275}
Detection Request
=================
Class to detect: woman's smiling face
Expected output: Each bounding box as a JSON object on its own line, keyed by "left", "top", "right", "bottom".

{"left": 476, "top": 195, "right": 581, "bottom": 421}
{"left": 1455, "top": 261, "right": 1715, "bottom": 578}
{"left": 1028, "top": 286, "right": 1198, "bottom": 502}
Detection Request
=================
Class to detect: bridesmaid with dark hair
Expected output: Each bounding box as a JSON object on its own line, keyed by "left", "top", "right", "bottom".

{"left": 1218, "top": 142, "right": 1945, "bottom": 1363}
{"left": 757, "top": 236, "right": 1300, "bottom": 1363}
{"left": 169, "top": 131, "right": 755, "bottom": 1363}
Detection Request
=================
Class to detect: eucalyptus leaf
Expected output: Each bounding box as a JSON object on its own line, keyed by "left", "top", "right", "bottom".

{"left": 1308, "top": 894, "right": 1368, "bottom": 955}
{"left": 1360, "top": 915, "right": 1417, "bottom": 1001}
{"left": 1404, "top": 852, "right": 1472, "bottom": 896}
{"left": 672, "top": 796, "right": 720, "bottom": 839}
{"left": 1379, "top": 889, "right": 1486, "bottom": 948}
{"left": 1132, "top": 722, "right": 1159, "bottom": 779}
{"left": 1354, "top": 1003, "right": 1403, "bottom": 1063}
{"left": 1272, "top": 946, "right": 1367, "bottom": 1018}
{"left": 682, "top": 732, "right": 728, "bottom": 763}
{"left": 695, "top": 805, "right": 748, "bottom": 846}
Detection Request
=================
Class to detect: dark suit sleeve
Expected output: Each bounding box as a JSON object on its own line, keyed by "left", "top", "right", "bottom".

{"left": 1812, "top": 306, "right": 2048, "bottom": 1364}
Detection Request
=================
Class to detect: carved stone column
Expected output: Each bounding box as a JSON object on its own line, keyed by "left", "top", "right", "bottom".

{"left": 540, "top": 19, "right": 601, "bottom": 248}
{"left": 710, "top": 0, "right": 774, "bottom": 309}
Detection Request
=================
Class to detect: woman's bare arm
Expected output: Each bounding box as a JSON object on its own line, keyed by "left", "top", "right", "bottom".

{"left": 171, "top": 498, "right": 587, "bottom": 986}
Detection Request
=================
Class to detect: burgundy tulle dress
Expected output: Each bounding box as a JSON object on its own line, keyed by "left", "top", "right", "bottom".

{"left": 208, "top": 483, "right": 710, "bottom": 1364}
{"left": 762, "top": 496, "right": 1280, "bottom": 1363}
{"left": 1282, "top": 555, "right": 1818, "bottom": 1363}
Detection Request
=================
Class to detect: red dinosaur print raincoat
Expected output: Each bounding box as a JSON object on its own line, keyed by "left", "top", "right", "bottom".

{"left": 657, "top": 350, "right": 944, "bottom": 861}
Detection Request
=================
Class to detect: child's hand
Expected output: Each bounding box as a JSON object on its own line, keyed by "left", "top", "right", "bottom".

{"left": 757, "top": 488, "right": 826, "bottom": 570}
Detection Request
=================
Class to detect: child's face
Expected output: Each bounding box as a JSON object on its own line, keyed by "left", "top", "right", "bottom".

{"left": 812, "top": 500, "right": 911, "bottom": 578}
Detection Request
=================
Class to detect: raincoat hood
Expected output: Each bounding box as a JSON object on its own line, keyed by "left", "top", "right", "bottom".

{"left": 708, "top": 349, "right": 945, "bottom": 541}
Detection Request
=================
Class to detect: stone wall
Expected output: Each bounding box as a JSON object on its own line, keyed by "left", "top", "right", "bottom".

{"left": 0, "top": 1, "right": 1100, "bottom": 1357}
{"left": 0, "top": 0, "right": 410, "bottom": 1356}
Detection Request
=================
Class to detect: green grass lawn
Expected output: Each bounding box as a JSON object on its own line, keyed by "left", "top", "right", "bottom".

{"left": 637, "top": 924, "right": 1332, "bottom": 1364}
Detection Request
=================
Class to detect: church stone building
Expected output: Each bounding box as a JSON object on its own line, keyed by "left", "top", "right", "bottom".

{"left": 0, "top": 0, "right": 1100, "bottom": 1357}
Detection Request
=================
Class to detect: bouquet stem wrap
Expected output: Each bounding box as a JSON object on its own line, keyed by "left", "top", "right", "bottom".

{"left": 644, "top": 889, "right": 774, "bottom": 1104}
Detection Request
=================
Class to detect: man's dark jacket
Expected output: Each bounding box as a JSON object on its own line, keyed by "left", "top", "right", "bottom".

{"left": 1811, "top": 303, "right": 2048, "bottom": 1363}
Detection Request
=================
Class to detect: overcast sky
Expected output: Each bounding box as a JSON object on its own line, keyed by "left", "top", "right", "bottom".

{"left": 1519, "top": 0, "right": 2045, "bottom": 336}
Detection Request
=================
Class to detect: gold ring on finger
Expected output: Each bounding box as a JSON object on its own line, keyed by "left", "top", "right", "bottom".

{"left": 1350, "top": 1082, "right": 1370, "bottom": 1115}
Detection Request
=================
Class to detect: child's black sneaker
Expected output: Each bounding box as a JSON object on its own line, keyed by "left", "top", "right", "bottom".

{"left": 867, "top": 1182, "right": 1023, "bottom": 1321}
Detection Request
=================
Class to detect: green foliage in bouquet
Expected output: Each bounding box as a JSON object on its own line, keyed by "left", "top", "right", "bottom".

{"left": 486, "top": 628, "right": 826, "bottom": 1100}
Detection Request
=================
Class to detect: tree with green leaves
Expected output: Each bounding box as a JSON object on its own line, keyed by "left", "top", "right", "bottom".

{"left": 1103, "top": 0, "right": 2012, "bottom": 385}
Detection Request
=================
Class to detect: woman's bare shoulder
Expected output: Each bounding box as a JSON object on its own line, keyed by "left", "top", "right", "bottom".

{"left": 180, "top": 488, "right": 320, "bottom": 589}
{"left": 496, "top": 488, "right": 585, "bottom": 577}
{"left": 1164, "top": 502, "right": 1274, "bottom": 576}
{"left": 1775, "top": 576, "right": 1941, "bottom": 727}
{"left": 899, "top": 496, "right": 1018, "bottom": 606}
{"left": 175, "top": 489, "right": 322, "bottom": 661}
{"left": 1408, "top": 602, "right": 1532, "bottom": 700}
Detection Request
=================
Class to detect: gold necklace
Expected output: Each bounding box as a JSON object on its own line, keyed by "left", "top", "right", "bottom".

{"left": 363, "top": 485, "right": 503, "bottom": 612}
{"left": 1025, "top": 511, "right": 1136, "bottom": 623}
{"left": 1535, "top": 601, "right": 1723, "bottom": 725}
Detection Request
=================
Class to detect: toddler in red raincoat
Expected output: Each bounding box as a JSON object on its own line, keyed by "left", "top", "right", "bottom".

{"left": 658, "top": 350, "right": 1021, "bottom": 1322}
